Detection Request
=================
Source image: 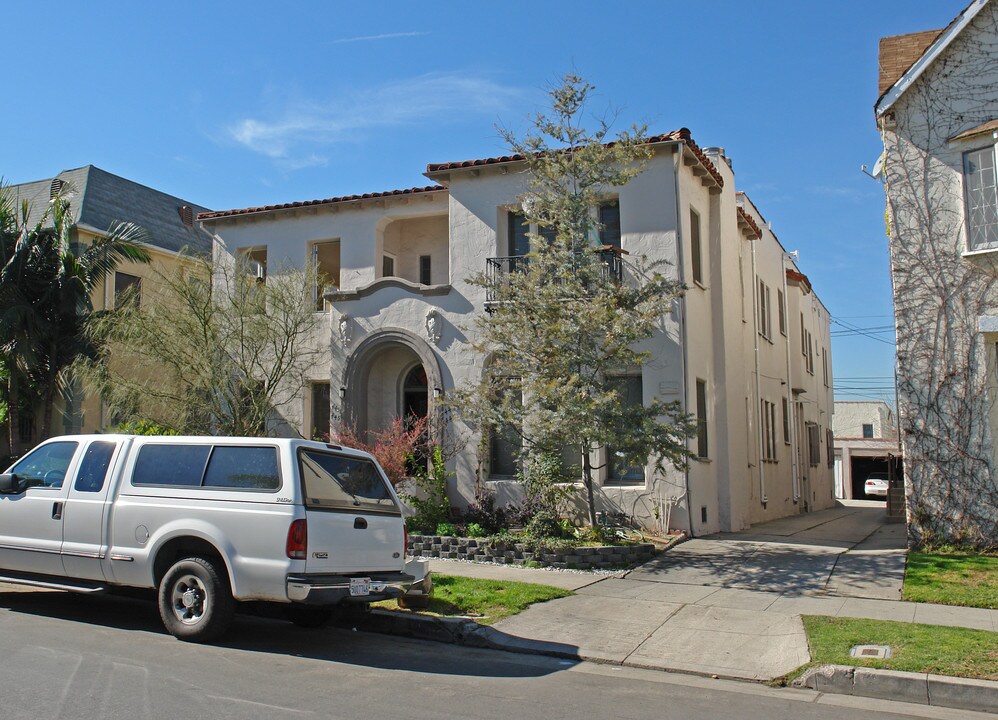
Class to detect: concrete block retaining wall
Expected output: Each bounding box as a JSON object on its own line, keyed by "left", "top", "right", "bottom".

{"left": 407, "top": 534, "right": 657, "bottom": 569}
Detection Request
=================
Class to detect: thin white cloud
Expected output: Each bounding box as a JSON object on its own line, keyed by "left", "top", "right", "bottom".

{"left": 226, "top": 72, "right": 527, "bottom": 163}
{"left": 332, "top": 31, "right": 428, "bottom": 44}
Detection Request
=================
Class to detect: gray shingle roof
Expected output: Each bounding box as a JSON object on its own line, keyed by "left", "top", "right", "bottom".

{"left": 5, "top": 165, "right": 212, "bottom": 256}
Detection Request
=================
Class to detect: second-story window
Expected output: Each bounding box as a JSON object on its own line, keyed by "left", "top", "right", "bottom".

{"left": 778, "top": 289, "right": 786, "bottom": 335}
{"left": 599, "top": 200, "right": 621, "bottom": 248}
{"left": 114, "top": 272, "right": 141, "bottom": 308}
{"left": 964, "top": 146, "right": 998, "bottom": 250}
{"left": 690, "top": 208, "right": 703, "bottom": 285}
{"left": 382, "top": 253, "right": 395, "bottom": 277}
{"left": 863, "top": 423, "right": 874, "bottom": 439}
{"left": 507, "top": 211, "right": 531, "bottom": 257}
{"left": 758, "top": 280, "right": 771, "bottom": 340}
{"left": 419, "top": 255, "right": 432, "bottom": 285}
{"left": 311, "top": 240, "right": 340, "bottom": 311}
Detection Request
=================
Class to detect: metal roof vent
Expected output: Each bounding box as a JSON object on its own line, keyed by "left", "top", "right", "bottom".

{"left": 179, "top": 205, "right": 194, "bottom": 228}
{"left": 50, "top": 178, "right": 65, "bottom": 199}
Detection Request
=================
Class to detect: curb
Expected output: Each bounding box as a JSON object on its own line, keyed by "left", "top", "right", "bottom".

{"left": 793, "top": 664, "right": 998, "bottom": 714}
{"left": 334, "top": 608, "right": 582, "bottom": 661}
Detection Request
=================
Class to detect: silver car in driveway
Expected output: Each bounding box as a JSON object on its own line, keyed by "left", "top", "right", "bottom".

{"left": 863, "top": 472, "right": 889, "bottom": 498}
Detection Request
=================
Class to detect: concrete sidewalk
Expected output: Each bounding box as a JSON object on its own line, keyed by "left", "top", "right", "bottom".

{"left": 427, "top": 503, "right": 995, "bottom": 681}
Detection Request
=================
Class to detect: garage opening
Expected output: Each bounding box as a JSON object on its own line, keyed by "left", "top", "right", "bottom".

{"left": 851, "top": 456, "right": 890, "bottom": 500}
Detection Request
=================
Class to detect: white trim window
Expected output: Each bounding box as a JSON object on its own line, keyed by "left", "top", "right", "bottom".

{"left": 965, "top": 145, "right": 998, "bottom": 251}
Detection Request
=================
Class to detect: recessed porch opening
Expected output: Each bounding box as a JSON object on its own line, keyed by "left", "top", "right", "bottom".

{"left": 376, "top": 215, "right": 449, "bottom": 285}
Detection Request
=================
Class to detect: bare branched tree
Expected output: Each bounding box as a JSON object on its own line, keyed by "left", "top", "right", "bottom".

{"left": 80, "top": 255, "right": 323, "bottom": 436}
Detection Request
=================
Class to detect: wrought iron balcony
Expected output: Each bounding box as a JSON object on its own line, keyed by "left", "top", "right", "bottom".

{"left": 485, "top": 247, "right": 624, "bottom": 305}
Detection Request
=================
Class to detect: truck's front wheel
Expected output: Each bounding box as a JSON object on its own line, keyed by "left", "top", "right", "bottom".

{"left": 158, "top": 556, "right": 234, "bottom": 643}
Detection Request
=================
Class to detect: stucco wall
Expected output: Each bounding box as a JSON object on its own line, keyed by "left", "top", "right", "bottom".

{"left": 880, "top": 4, "right": 998, "bottom": 546}
{"left": 833, "top": 401, "right": 896, "bottom": 439}
{"left": 204, "top": 141, "right": 834, "bottom": 536}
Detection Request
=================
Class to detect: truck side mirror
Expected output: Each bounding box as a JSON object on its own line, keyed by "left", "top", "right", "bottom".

{"left": 0, "top": 473, "right": 20, "bottom": 494}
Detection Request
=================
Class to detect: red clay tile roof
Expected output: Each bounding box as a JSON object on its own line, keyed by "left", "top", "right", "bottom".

{"left": 197, "top": 185, "right": 445, "bottom": 221}
{"left": 736, "top": 207, "right": 762, "bottom": 239}
{"left": 426, "top": 128, "right": 724, "bottom": 188}
{"left": 786, "top": 268, "right": 812, "bottom": 294}
{"left": 877, "top": 29, "right": 943, "bottom": 97}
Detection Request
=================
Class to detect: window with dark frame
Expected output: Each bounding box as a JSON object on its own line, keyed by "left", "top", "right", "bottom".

{"left": 778, "top": 289, "right": 786, "bottom": 335}
{"left": 807, "top": 423, "right": 820, "bottom": 467}
{"left": 114, "top": 272, "right": 142, "bottom": 308}
{"left": 419, "top": 255, "right": 432, "bottom": 285}
{"left": 690, "top": 208, "right": 703, "bottom": 285}
{"left": 489, "top": 377, "right": 522, "bottom": 477}
{"left": 696, "top": 379, "right": 709, "bottom": 459}
{"left": 826, "top": 428, "right": 835, "bottom": 468}
{"left": 507, "top": 211, "right": 531, "bottom": 257}
{"left": 964, "top": 146, "right": 998, "bottom": 250}
{"left": 600, "top": 200, "right": 622, "bottom": 248}
{"left": 782, "top": 397, "right": 791, "bottom": 444}
{"left": 862, "top": 423, "right": 874, "bottom": 439}
{"left": 311, "top": 382, "right": 331, "bottom": 441}
{"left": 608, "top": 376, "right": 644, "bottom": 483}
{"left": 382, "top": 255, "right": 395, "bottom": 277}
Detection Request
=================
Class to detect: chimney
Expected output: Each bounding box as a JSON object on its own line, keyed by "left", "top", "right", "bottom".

{"left": 703, "top": 146, "right": 732, "bottom": 171}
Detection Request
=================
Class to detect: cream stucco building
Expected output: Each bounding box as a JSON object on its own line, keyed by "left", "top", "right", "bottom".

{"left": 201, "top": 130, "right": 834, "bottom": 535}
{"left": 832, "top": 401, "right": 900, "bottom": 500}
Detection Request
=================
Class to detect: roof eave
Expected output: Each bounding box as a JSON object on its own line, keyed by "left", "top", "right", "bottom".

{"left": 875, "top": 0, "right": 988, "bottom": 116}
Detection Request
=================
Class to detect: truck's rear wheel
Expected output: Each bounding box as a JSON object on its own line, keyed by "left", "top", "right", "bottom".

{"left": 158, "top": 556, "right": 234, "bottom": 643}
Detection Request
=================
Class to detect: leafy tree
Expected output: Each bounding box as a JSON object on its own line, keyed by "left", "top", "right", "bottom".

{"left": 458, "top": 74, "right": 697, "bottom": 526}
{"left": 0, "top": 181, "right": 150, "bottom": 452}
{"left": 81, "top": 255, "right": 323, "bottom": 436}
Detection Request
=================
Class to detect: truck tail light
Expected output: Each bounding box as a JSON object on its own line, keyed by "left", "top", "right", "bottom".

{"left": 287, "top": 519, "right": 307, "bottom": 560}
{"left": 404, "top": 525, "right": 409, "bottom": 559}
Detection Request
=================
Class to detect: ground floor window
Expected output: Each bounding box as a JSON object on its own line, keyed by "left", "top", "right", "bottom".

{"left": 489, "top": 378, "right": 522, "bottom": 478}
{"left": 608, "top": 375, "right": 645, "bottom": 483}
{"left": 310, "top": 382, "right": 330, "bottom": 441}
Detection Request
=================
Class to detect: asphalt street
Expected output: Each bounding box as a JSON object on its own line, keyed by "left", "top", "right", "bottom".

{"left": 0, "top": 588, "right": 986, "bottom": 720}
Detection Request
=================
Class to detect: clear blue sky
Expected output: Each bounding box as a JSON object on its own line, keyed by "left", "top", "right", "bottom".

{"left": 3, "top": 1, "right": 967, "bottom": 404}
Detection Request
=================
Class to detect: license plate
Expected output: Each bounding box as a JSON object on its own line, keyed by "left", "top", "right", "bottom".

{"left": 350, "top": 577, "right": 370, "bottom": 597}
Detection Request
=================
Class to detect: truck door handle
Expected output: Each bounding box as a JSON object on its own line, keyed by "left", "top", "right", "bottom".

{"left": 52, "top": 502, "right": 63, "bottom": 520}
{"left": 353, "top": 517, "right": 367, "bottom": 529}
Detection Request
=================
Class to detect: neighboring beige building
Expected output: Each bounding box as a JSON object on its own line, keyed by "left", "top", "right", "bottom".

{"left": 3, "top": 166, "right": 211, "bottom": 447}
{"left": 832, "top": 401, "right": 900, "bottom": 500}
{"left": 201, "top": 130, "right": 834, "bottom": 535}
{"left": 876, "top": 0, "right": 998, "bottom": 545}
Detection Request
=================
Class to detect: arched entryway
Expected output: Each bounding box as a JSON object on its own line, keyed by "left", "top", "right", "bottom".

{"left": 341, "top": 328, "right": 443, "bottom": 442}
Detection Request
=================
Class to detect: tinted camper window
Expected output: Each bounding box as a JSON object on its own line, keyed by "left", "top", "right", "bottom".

{"left": 298, "top": 451, "right": 398, "bottom": 514}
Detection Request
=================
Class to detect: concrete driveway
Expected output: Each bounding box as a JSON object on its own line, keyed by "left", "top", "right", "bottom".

{"left": 628, "top": 500, "right": 907, "bottom": 600}
{"left": 494, "top": 501, "right": 909, "bottom": 680}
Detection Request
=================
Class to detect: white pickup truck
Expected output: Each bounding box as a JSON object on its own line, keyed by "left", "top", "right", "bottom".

{"left": 0, "top": 434, "right": 430, "bottom": 642}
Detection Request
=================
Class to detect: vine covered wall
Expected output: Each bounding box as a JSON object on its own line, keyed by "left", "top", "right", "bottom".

{"left": 881, "top": 4, "right": 998, "bottom": 547}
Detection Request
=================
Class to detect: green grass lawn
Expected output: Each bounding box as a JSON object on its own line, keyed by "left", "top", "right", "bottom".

{"left": 801, "top": 616, "right": 998, "bottom": 680}
{"left": 375, "top": 574, "right": 572, "bottom": 625}
{"left": 904, "top": 551, "right": 998, "bottom": 608}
